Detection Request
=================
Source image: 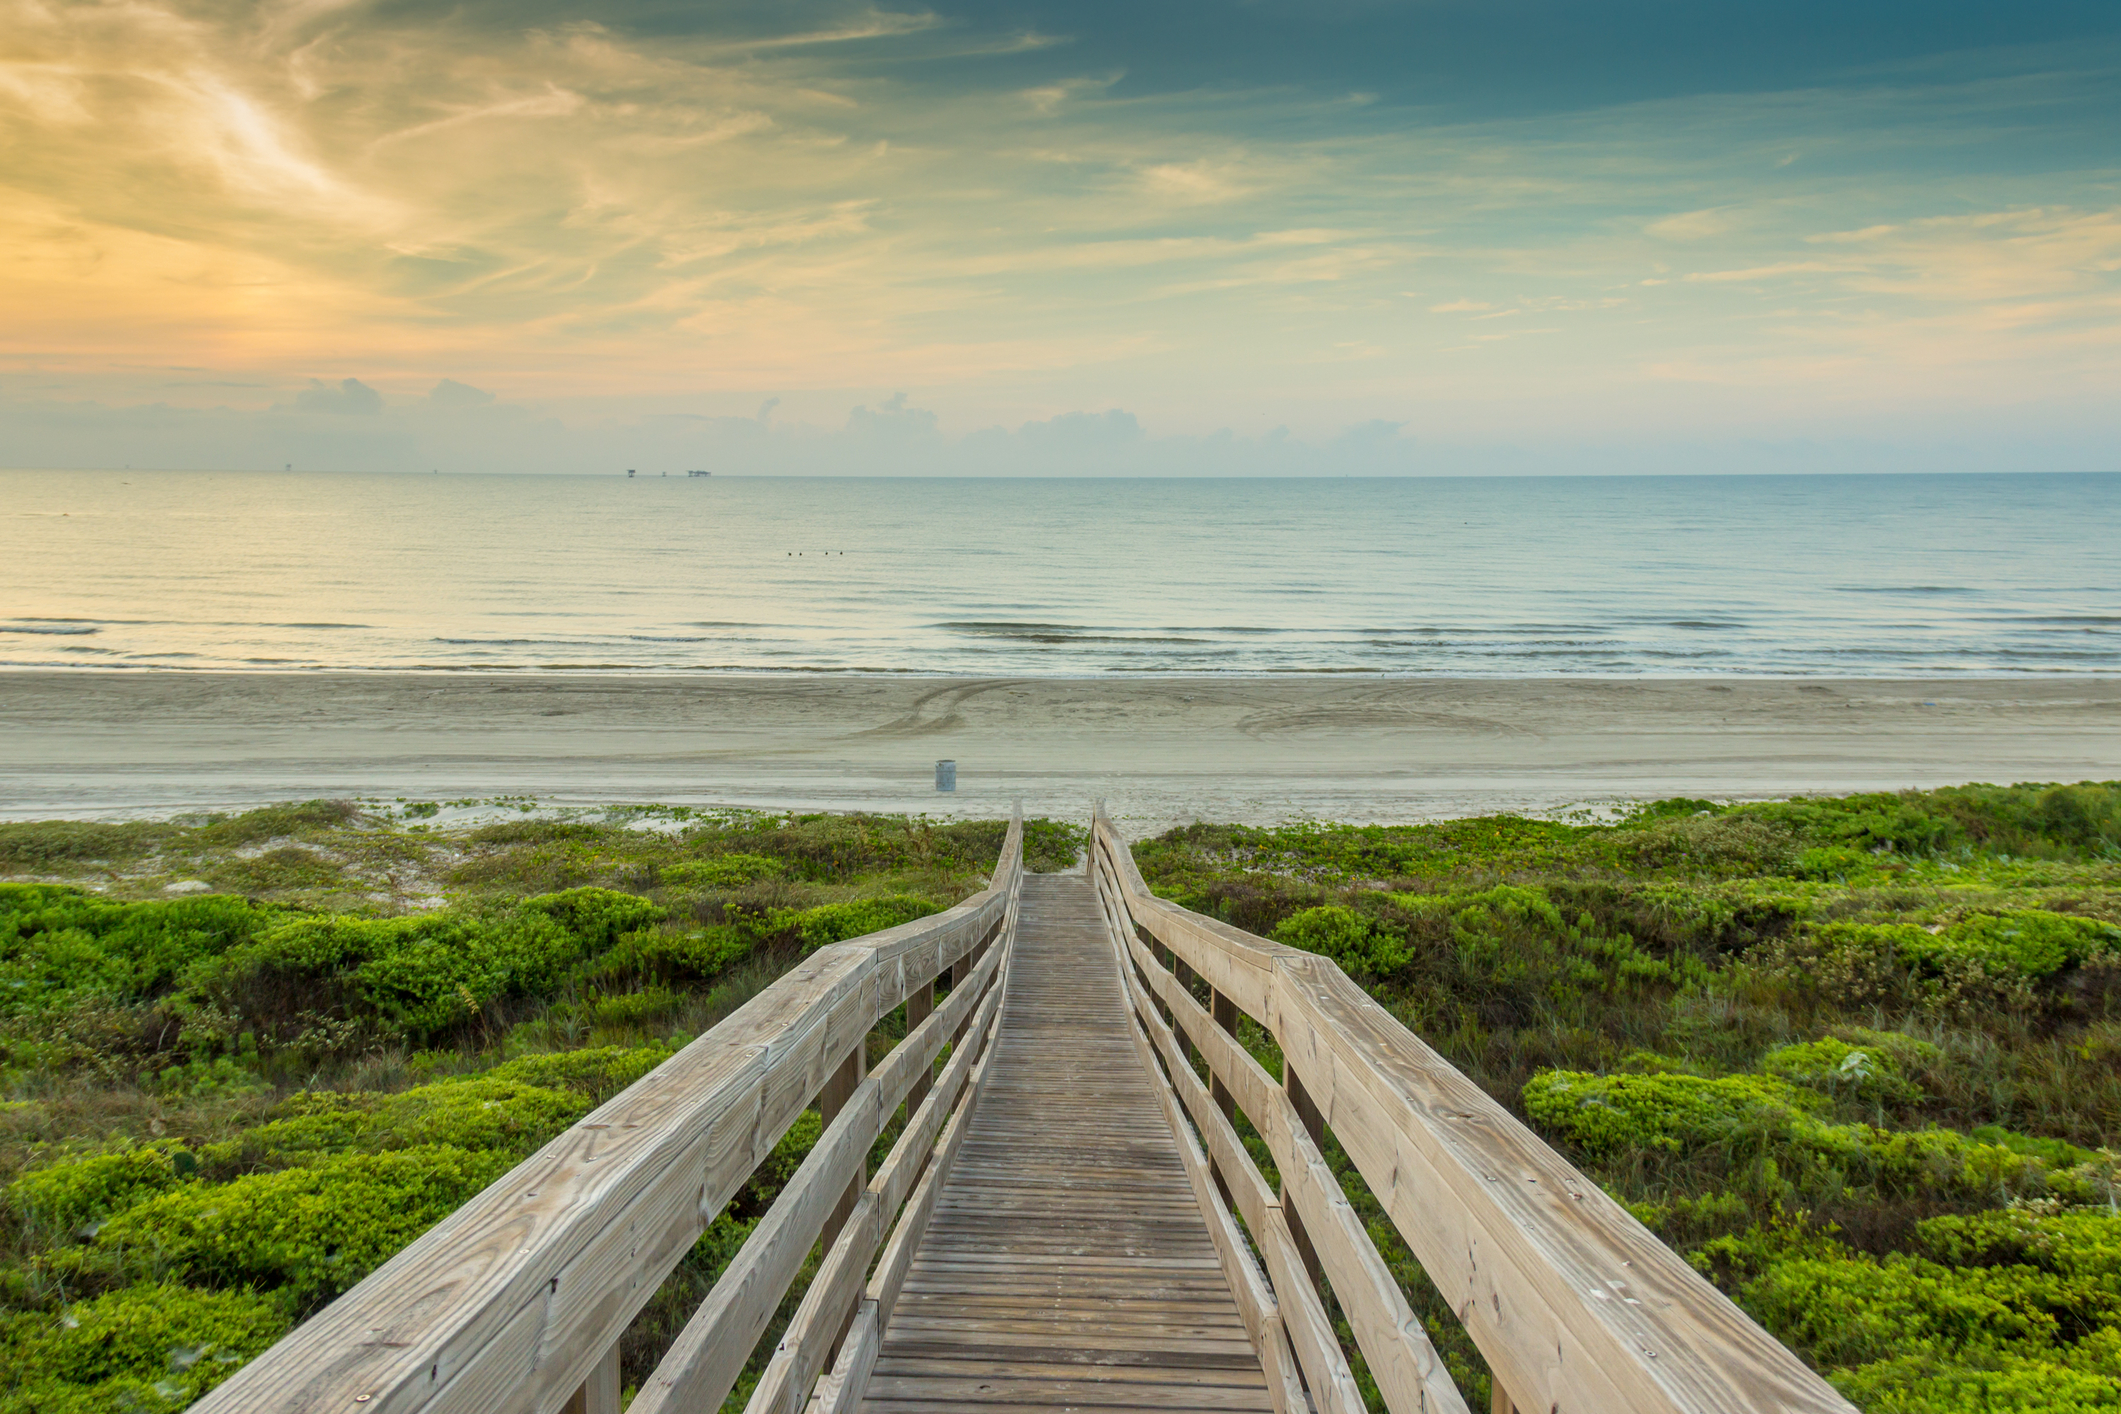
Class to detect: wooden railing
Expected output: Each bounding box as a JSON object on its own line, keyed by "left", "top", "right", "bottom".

{"left": 195, "top": 809, "right": 1023, "bottom": 1414}
{"left": 1088, "top": 805, "right": 1856, "bottom": 1414}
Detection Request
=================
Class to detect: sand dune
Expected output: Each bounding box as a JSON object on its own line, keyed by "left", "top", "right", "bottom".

{"left": 2, "top": 672, "right": 2115, "bottom": 830}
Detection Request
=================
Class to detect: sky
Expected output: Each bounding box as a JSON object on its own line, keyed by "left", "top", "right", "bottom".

{"left": 3, "top": 0, "right": 2119, "bottom": 474}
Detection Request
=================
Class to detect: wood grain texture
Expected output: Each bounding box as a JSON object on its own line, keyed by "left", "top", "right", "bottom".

{"left": 637, "top": 863, "right": 1018, "bottom": 1414}
{"left": 1106, "top": 895, "right": 1462, "bottom": 1414}
{"left": 559, "top": 1345, "right": 619, "bottom": 1414}
{"left": 1097, "top": 891, "right": 1309, "bottom": 1414}
{"left": 198, "top": 819, "right": 1020, "bottom": 1414}
{"left": 811, "top": 1302, "right": 881, "bottom": 1414}
{"left": 860, "top": 874, "right": 1275, "bottom": 1414}
{"left": 1091, "top": 810, "right": 1856, "bottom": 1414}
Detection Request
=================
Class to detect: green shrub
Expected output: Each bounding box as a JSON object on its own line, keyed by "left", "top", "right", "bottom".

{"left": 1760, "top": 1036, "right": 1928, "bottom": 1105}
{"left": 186, "top": 893, "right": 661, "bottom": 1046}
{"left": 590, "top": 987, "right": 679, "bottom": 1028}
{"left": 150, "top": 1053, "right": 274, "bottom": 1100}
{"left": 1915, "top": 1203, "right": 2121, "bottom": 1277}
{"left": 610, "top": 925, "right": 753, "bottom": 983}
{"left": 197, "top": 912, "right": 512, "bottom": 1041}
{"left": 200, "top": 1108, "right": 372, "bottom": 1176}
{"left": 201, "top": 1070, "right": 604, "bottom": 1178}
{"left": 1917, "top": 911, "right": 2119, "bottom": 980}
{"left": 9, "top": 1146, "right": 192, "bottom": 1236}
{"left": 351, "top": 919, "right": 539, "bottom": 1036}
{"left": 520, "top": 887, "right": 665, "bottom": 950}
{"left": 1524, "top": 1069, "right": 1824, "bottom": 1158}
{"left": 485, "top": 1044, "right": 670, "bottom": 1098}
{"left": 1522, "top": 1069, "right": 2062, "bottom": 1202}
{"left": 0, "top": 888, "right": 274, "bottom": 1012}
{"left": 666, "top": 854, "right": 783, "bottom": 889}
{"left": 1, "top": 1281, "right": 289, "bottom": 1412}
{"left": 1790, "top": 846, "right": 1874, "bottom": 881}
{"left": 1740, "top": 795, "right": 1962, "bottom": 855}
{"left": 190, "top": 800, "right": 359, "bottom": 846}
{"left": 1274, "top": 905, "right": 1406, "bottom": 978}
{"left": 1433, "top": 883, "right": 1563, "bottom": 940}
{"left": 0, "top": 822, "right": 170, "bottom": 870}
{"left": 1764, "top": 910, "right": 2121, "bottom": 1016}
{"left": 96, "top": 1144, "right": 515, "bottom": 1308}
{"left": 1829, "top": 1334, "right": 2121, "bottom": 1414}
{"left": 779, "top": 896, "right": 941, "bottom": 952}
{"left": 1617, "top": 814, "right": 1803, "bottom": 876}
{"left": 363, "top": 1078, "right": 584, "bottom": 1155}
{"left": 1928, "top": 781, "right": 2121, "bottom": 856}
{"left": 1720, "top": 1207, "right": 2121, "bottom": 1410}
{"left": 2024, "top": 783, "right": 2121, "bottom": 851}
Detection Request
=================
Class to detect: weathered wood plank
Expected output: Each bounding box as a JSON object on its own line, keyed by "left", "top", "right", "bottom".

{"left": 1113, "top": 911, "right": 1468, "bottom": 1414}
{"left": 1103, "top": 916, "right": 1308, "bottom": 1414}
{"left": 810, "top": 1300, "right": 880, "bottom": 1414}
{"left": 197, "top": 820, "right": 1019, "bottom": 1414}
{"left": 1093, "top": 810, "right": 1855, "bottom": 1414}
{"left": 778, "top": 906, "right": 1020, "bottom": 1414}
{"left": 867, "top": 1038, "right": 987, "bottom": 1328}
{"left": 639, "top": 863, "right": 1018, "bottom": 1414}
{"left": 860, "top": 874, "right": 1273, "bottom": 1414}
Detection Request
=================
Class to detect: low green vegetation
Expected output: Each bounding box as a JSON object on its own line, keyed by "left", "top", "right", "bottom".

{"left": 1136, "top": 782, "right": 2121, "bottom": 1413}
{"left": 0, "top": 803, "right": 1083, "bottom": 1411}
{"left": 9, "top": 785, "right": 2116, "bottom": 1412}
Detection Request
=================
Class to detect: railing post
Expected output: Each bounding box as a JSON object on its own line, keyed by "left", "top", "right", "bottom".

{"left": 1491, "top": 1386, "right": 1518, "bottom": 1414}
{"left": 1173, "top": 957, "right": 1200, "bottom": 1065}
{"left": 949, "top": 920, "right": 994, "bottom": 1054}
{"left": 905, "top": 977, "right": 936, "bottom": 1118}
{"left": 819, "top": 1040, "right": 868, "bottom": 1251}
{"left": 1204, "top": 988, "right": 1241, "bottom": 1212}
{"left": 1283, "top": 1066, "right": 1326, "bottom": 1292}
{"left": 948, "top": 952, "right": 972, "bottom": 1032}
{"left": 1209, "top": 989, "right": 1239, "bottom": 1124}
{"left": 563, "top": 1342, "right": 622, "bottom": 1414}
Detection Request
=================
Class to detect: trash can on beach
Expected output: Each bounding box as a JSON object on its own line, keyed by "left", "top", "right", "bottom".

{"left": 935, "top": 760, "right": 956, "bottom": 792}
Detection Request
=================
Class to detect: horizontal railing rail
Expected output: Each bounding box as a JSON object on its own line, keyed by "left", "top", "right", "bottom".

{"left": 1089, "top": 805, "right": 1855, "bottom": 1414}
{"left": 198, "top": 809, "right": 1024, "bottom": 1414}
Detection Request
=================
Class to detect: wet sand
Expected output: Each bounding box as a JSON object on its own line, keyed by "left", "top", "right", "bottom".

{"left": 1, "top": 673, "right": 2115, "bottom": 832}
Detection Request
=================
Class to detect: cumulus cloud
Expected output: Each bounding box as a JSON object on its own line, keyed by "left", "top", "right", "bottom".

{"left": 1016, "top": 409, "right": 1141, "bottom": 449}
{"left": 845, "top": 392, "right": 939, "bottom": 442}
{"left": 427, "top": 378, "right": 495, "bottom": 409}
{"left": 1333, "top": 419, "right": 1406, "bottom": 449}
{"left": 1, "top": 2, "right": 2117, "bottom": 451}
{"left": 293, "top": 377, "right": 383, "bottom": 414}
{"left": 2, "top": 383, "right": 2112, "bottom": 477}
{"left": 1646, "top": 208, "right": 1740, "bottom": 241}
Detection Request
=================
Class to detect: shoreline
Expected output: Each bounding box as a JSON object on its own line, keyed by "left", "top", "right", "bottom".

{"left": 4, "top": 671, "right": 2116, "bottom": 832}
{"left": 9, "top": 665, "right": 2120, "bottom": 678}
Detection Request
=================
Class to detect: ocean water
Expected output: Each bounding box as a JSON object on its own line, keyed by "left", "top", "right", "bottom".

{"left": 2, "top": 470, "right": 2116, "bottom": 676}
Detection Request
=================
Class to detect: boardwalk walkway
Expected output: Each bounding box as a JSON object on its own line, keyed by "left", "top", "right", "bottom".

{"left": 198, "top": 814, "right": 1852, "bottom": 1414}
{"left": 860, "top": 872, "right": 1274, "bottom": 1413}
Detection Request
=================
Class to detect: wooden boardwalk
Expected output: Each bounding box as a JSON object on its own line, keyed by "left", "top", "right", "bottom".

{"left": 199, "top": 812, "right": 1855, "bottom": 1414}
{"left": 861, "top": 872, "right": 1274, "bottom": 1413}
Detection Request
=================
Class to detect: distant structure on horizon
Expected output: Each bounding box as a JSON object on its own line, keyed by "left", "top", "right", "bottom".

{"left": 688, "top": 469, "right": 711, "bottom": 477}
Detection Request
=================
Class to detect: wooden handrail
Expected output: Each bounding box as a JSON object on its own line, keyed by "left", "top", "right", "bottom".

{"left": 1089, "top": 806, "right": 1855, "bottom": 1414}
{"left": 197, "top": 810, "right": 1023, "bottom": 1414}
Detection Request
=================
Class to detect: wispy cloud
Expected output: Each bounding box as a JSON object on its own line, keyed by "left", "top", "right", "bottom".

{"left": 1, "top": 1, "right": 2117, "bottom": 459}
{"left": 1684, "top": 261, "right": 1853, "bottom": 282}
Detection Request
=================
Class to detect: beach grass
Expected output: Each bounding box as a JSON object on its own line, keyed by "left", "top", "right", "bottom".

{"left": 0, "top": 787, "right": 2115, "bottom": 1411}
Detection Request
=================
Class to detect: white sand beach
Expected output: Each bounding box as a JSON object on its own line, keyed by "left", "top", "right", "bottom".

{"left": 2, "top": 672, "right": 2115, "bottom": 831}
